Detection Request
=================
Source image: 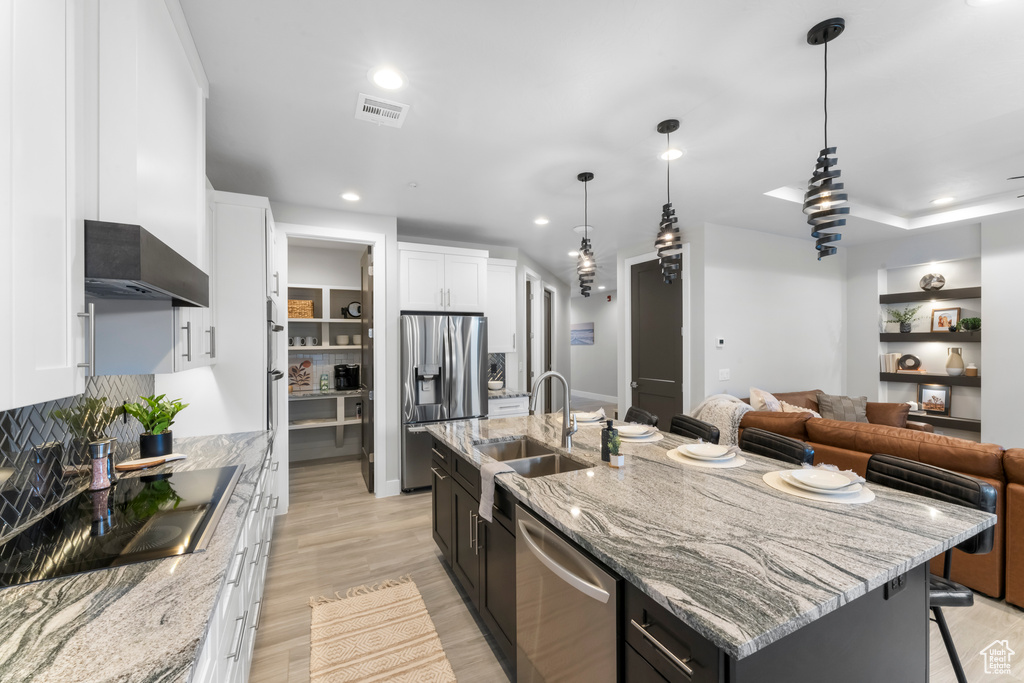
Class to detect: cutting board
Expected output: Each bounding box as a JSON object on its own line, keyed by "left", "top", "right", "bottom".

{"left": 114, "top": 454, "right": 187, "bottom": 471}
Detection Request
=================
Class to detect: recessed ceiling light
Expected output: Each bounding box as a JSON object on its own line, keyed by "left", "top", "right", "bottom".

{"left": 598, "top": 286, "right": 606, "bottom": 290}
{"left": 341, "top": 192, "right": 360, "bottom": 201}
{"left": 660, "top": 148, "right": 685, "bottom": 161}
{"left": 368, "top": 66, "right": 407, "bottom": 90}
{"left": 931, "top": 197, "right": 955, "bottom": 206}
{"left": 568, "top": 250, "right": 579, "bottom": 257}
{"left": 534, "top": 217, "right": 550, "bottom": 225}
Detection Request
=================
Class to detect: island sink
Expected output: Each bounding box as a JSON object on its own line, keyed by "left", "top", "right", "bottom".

{"left": 504, "top": 453, "right": 592, "bottom": 479}
{"left": 474, "top": 436, "right": 554, "bottom": 462}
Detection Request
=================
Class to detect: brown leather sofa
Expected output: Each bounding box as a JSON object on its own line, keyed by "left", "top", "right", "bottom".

{"left": 739, "top": 409, "right": 1007, "bottom": 599}
{"left": 1005, "top": 449, "right": 1024, "bottom": 608}
{"left": 741, "top": 388, "right": 934, "bottom": 432}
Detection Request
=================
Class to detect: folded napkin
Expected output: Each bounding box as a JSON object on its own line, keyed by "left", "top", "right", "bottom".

{"left": 479, "top": 461, "right": 515, "bottom": 522}
{"left": 801, "top": 462, "right": 866, "bottom": 484}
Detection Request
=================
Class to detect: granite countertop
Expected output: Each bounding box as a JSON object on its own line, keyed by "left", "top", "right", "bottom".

{"left": 426, "top": 415, "right": 995, "bottom": 660}
{"left": 289, "top": 387, "right": 366, "bottom": 401}
{"left": 0, "top": 431, "right": 273, "bottom": 683}
{"left": 488, "top": 388, "right": 530, "bottom": 399}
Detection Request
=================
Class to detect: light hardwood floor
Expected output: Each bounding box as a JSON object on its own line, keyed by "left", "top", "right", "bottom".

{"left": 251, "top": 458, "right": 1023, "bottom": 682}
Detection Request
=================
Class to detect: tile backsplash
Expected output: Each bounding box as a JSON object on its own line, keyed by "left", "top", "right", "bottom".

{"left": 0, "top": 374, "right": 154, "bottom": 543}
{"left": 488, "top": 353, "right": 505, "bottom": 382}
{"left": 287, "top": 352, "right": 361, "bottom": 390}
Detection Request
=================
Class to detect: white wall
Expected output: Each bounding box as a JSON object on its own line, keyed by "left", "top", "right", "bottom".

{"left": 570, "top": 291, "right": 619, "bottom": 400}
{"left": 981, "top": 211, "right": 1024, "bottom": 447}
{"left": 272, "top": 203, "right": 402, "bottom": 496}
{"left": 288, "top": 244, "right": 363, "bottom": 288}
{"left": 702, "top": 224, "right": 846, "bottom": 398}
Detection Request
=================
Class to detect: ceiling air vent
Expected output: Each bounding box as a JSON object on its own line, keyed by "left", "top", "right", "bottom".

{"left": 355, "top": 93, "right": 410, "bottom": 128}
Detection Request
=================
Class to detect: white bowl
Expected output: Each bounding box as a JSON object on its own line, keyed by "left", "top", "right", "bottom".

{"left": 789, "top": 469, "right": 851, "bottom": 490}
{"left": 487, "top": 381, "right": 504, "bottom": 391}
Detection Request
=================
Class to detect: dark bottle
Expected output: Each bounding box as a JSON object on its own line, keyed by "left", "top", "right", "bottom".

{"left": 601, "top": 420, "right": 618, "bottom": 463}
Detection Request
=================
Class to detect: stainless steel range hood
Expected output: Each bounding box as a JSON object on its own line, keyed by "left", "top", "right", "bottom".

{"left": 85, "top": 220, "right": 209, "bottom": 307}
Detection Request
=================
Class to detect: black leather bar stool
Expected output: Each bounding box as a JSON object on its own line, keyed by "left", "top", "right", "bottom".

{"left": 738, "top": 427, "right": 814, "bottom": 465}
{"left": 669, "top": 415, "right": 720, "bottom": 444}
{"left": 865, "top": 453, "right": 996, "bottom": 683}
{"left": 623, "top": 406, "right": 658, "bottom": 428}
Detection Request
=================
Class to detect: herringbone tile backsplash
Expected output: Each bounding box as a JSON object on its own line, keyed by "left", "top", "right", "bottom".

{"left": 0, "top": 375, "right": 154, "bottom": 543}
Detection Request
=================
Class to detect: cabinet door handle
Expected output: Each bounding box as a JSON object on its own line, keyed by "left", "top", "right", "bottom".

{"left": 251, "top": 600, "right": 263, "bottom": 631}
{"left": 439, "top": 288, "right": 444, "bottom": 308}
{"left": 475, "top": 513, "right": 482, "bottom": 556}
{"left": 430, "top": 447, "right": 446, "bottom": 461}
{"left": 251, "top": 493, "right": 263, "bottom": 514}
{"left": 182, "top": 321, "right": 192, "bottom": 362}
{"left": 206, "top": 326, "right": 216, "bottom": 358}
{"left": 77, "top": 303, "right": 95, "bottom": 376}
{"left": 251, "top": 540, "right": 263, "bottom": 566}
{"left": 227, "top": 610, "right": 248, "bottom": 660}
{"left": 272, "top": 461, "right": 279, "bottom": 472}
{"left": 227, "top": 546, "right": 248, "bottom": 586}
{"left": 430, "top": 466, "right": 446, "bottom": 481}
{"left": 630, "top": 619, "right": 695, "bottom": 678}
{"left": 273, "top": 271, "right": 280, "bottom": 296}
{"left": 447, "top": 289, "right": 451, "bottom": 307}
{"left": 512, "top": 332, "right": 515, "bottom": 349}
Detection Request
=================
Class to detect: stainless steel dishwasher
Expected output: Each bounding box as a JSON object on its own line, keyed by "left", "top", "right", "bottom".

{"left": 516, "top": 505, "right": 619, "bottom": 682}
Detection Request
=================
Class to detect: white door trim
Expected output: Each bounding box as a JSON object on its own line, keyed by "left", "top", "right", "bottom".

{"left": 524, "top": 268, "right": 543, "bottom": 413}
{"left": 621, "top": 245, "right": 691, "bottom": 421}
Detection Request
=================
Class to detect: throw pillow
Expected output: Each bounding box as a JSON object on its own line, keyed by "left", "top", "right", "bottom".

{"left": 749, "top": 387, "right": 781, "bottom": 412}
{"left": 865, "top": 402, "right": 910, "bottom": 428}
{"left": 816, "top": 393, "right": 868, "bottom": 423}
{"left": 780, "top": 400, "right": 821, "bottom": 418}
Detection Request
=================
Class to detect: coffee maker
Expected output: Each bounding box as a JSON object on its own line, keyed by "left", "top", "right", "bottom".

{"left": 334, "top": 364, "right": 360, "bottom": 390}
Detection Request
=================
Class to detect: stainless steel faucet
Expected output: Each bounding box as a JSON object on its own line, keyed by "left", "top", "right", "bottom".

{"left": 529, "top": 371, "right": 577, "bottom": 450}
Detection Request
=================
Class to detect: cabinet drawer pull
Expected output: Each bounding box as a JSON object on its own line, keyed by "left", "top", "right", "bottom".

{"left": 251, "top": 493, "right": 263, "bottom": 514}
{"left": 77, "top": 303, "right": 95, "bottom": 375}
{"left": 251, "top": 540, "right": 263, "bottom": 566}
{"left": 495, "top": 403, "right": 521, "bottom": 411}
{"left": 431, "top": 448, "right": 446, "bottom": 461}
{"left": 251, "top": 600, "right": 263, "bottom": 631}
{"left": 272, "top": 461, "right": 279, "bottom": 472}
{"left": 227, "top": 546, "right": 248, "bottom": 586}
{"left": 269, "top": 495, "right": 280, "bottom": 510}
{"left": 630, "top": 619, "right": 695, "bottom": 678}
{"left": 430, "top": 466, "right": 447, "bottom": 481}
{"left": 227, "top": 610, "right": 248, "bottom": 660}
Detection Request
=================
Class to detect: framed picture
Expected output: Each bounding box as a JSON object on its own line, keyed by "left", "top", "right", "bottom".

{"left": 931, "top": 307, "right": 961, "bottom": 332}
{"left": 570, "top": 322, "right": 594, "bottom": 346}
{"left": 918, "top": 383, "right": 951, "bottom": 416}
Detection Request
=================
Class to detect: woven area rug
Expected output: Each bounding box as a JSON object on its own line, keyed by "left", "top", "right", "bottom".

{"left": 309, "top": 575, "right": 456, "bottom": 682}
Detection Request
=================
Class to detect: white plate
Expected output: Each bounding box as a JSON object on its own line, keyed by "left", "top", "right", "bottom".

{"left": 789, "top": 468, "right": 855, "bottom": 490}
{"left": 618, "top": 424, "right": 655, "bottom": 437}
{"left": 779, "top": 471, "right": 861, "bottom": 495}
{"left": 572, "top": 411, "right": 604, "bottom": 422}
{"left": 683, "top": 443, "right": 732, "bottom": 460}
{"left": 618, "top": 433, "right": 664, "bottom": 443}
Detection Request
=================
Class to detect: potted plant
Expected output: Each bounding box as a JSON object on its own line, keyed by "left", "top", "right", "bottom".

{"left": 885, "top": 305, "right": 923, "bottom": 334}
{"left": 960, "top": 317, "right": 981, "bottom": 332}
{"left": 123, "top": 394, "right": 189, "bottom": 458}
{"left": 51, "top": 397, "right": 123, "bottom": 463}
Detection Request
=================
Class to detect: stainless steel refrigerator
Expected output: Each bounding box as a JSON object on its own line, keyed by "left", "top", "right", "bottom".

{"left": 401, "top": 314, "right": 488, "bottom": 491}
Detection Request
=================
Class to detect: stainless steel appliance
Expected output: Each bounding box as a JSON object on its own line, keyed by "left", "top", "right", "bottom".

{"left": 400, "top": 314, "right": 487, "bottom": 491}
{"left": 335, "top": 364, "right": 360, "bottom": 390}
{"left": 267, "top": 299, "right": 284, "bottom": 432}
{"left": 516, "top": 505, "right": 619, "bottom": 682}
{"left": 0, "top": 466, "right": 242, "bottom": 589}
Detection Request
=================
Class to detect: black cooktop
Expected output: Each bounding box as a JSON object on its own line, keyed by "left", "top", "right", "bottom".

{"left": 0, "top": 466, "right": 241, "bottom": 589}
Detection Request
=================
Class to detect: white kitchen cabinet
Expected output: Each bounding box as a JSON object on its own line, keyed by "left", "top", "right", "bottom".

{"left": 398, "top": 243, "right": 488, "bottom": 313}
{"left": 486, "top": 259, "right": 517, "bottom": 353}
{"left": 488, "top": 396, "right": 529, "bottom": 418}
{"left": 0, "top": 0, "right": 87, "bottom": 411}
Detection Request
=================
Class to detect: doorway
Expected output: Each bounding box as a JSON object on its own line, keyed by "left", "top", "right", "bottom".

{"left": 629, "top": 258, "right": 683, "bottom": 427}
{"left": 543, "top": 288, "right": 553, "bottom": 410}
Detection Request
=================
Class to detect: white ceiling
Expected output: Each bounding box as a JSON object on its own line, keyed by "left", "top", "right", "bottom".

{"left": 181, "top": 0, "right": 1024, "bottom": 292}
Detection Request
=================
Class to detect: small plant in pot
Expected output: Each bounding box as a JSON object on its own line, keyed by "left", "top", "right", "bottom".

{"left": 885, "top": 305, "right": 923, "bottom": 334}
{"left": 123, "top": 394, "right": 189, "bottom": 458}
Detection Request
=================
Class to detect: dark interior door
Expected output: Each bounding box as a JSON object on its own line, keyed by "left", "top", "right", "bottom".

{"left": 544, "top": 289, "right": 553, "bottom": 411}
{"left": 361, "top": 247, "right": 374, "bottom": 493}
{"left": 526, "top": 280, "right": 534, "bottom": 399}
{"left": 631, "top": 259, "right": 682, "bottom": 428}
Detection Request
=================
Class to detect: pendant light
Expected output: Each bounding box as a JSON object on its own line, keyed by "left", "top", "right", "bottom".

{"left": 655, "top": 119, "right": 683, "bottom": 284}
{"left": 576, "top": 172, "right": 596, "bottom": 298}
{"left": 803, "top": 18, "right": 849, "bottom": 260}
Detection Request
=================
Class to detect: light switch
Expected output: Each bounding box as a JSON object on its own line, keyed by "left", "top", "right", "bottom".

{"left": 719, "top": 369, "right": 730, "bottom": 381}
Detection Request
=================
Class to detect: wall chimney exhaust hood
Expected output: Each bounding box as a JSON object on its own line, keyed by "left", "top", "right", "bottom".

{"left": 85, "top": 221, "right": 209, "bottom": 307}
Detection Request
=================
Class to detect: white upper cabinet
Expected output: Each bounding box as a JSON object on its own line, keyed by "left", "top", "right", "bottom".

{"left": 0, "top": 0, "right": 87, "bottom": 411}
{"left": 486, "top": 260, "right": 517, "bottom": 353}
{"left": 398, "top": 244, "right": 488, "bottom": 313}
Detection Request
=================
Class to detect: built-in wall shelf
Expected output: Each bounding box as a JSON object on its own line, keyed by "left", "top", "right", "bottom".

{"left": 879, "top": 373, "right": 980, "bottom": 387}
{"left": 879, "top": 287, "right": 981, "bottom": 304}
{"left": 289, "top": 345, "right": 360, "bottom": 351}
{"left": 288, "top": 417, "right": 361, "bottom": 431}
{"left": 880, "top": 332, "right": 981, "bottom": 343}
{"left": 288, "top": 318, "right": 362, "bottom": 324}
{"left": 909, "top": 414, "right": 982, "bottom": 433}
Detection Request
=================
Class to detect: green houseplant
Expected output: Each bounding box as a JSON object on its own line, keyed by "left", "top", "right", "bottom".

{"left": 959, "top": 317, "right": 981, "bottom": 331}
{"left": 123, "top": 394, "right": 189, "bottom": 458}
{"left": 885, "top": 305, "right": 923, "bottom": 334}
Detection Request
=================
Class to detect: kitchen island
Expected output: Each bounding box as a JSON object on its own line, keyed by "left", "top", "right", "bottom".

{"left": 426, "top": 415, "right": 995, "bottom": 681}
{"left": 0, "top": 431, "right": 278, "bottom": 683}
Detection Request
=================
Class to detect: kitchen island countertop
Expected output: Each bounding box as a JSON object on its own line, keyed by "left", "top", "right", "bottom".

{"left": 426, "top": 415, "right": 995, "bottom": 660}
{"left": 0, "top": 431, "right": 273, "bottom": 683}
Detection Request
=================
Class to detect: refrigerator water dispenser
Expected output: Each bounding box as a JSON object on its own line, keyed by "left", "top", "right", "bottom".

{"left": 415, "top": 364, "right": 441, "bottom": 405}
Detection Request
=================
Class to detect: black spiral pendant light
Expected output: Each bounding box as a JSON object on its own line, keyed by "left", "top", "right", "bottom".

{"left": 655, "top": 119, "right": 683, "bottom": 283}
{"left": 576, "top": 172, "right": 596, "bottom": 297}
{"left": 803, "top": 18, "right": 849, "bottom": 260}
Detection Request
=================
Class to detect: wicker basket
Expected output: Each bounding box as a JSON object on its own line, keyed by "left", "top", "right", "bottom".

{"left": 288, "top": 299, "right": 314, "bottom": 319}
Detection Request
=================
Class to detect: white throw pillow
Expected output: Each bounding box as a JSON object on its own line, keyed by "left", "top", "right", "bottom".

{"left": 749, "top": 387, "right": 781, "bottom": 412}
{"left": 780, "top": 400, "right": 821, "bottom": 418}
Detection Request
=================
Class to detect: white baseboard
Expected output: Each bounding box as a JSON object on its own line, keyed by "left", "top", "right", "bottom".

{"left": 571, "top": 390, "right": 618, "bottom": 403}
